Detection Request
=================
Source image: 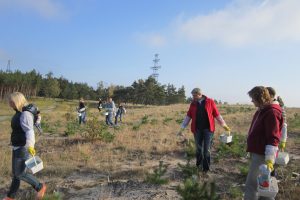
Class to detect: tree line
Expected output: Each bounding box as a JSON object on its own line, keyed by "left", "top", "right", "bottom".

{"left": 0, "top": 70, "right": 186, "bottom": 105}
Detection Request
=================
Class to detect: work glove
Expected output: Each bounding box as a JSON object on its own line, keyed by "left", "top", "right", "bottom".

{"left": 223, "top": 124, "right": 231, "bottom": 134}
{"left": 28, "top": 147, "right": 36, "bottom": 156}
{"left": 279, "top": 142, "right": 286, "bottom": 151}
{"left": 266, "top": 160, "right": 274, "bottom": 172}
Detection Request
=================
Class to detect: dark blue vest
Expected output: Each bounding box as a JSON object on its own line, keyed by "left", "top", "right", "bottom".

{"left": 11, "top": 110, "right": 26, "bottom": 146}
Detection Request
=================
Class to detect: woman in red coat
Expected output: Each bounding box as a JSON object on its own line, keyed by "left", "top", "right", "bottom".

{"left": 244, "top": 86, "right": 283, "bottom": 200}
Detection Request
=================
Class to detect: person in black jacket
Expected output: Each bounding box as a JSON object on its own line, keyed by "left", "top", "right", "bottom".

{"left": 97, "top": 98, "right": 103, "bottom": 112}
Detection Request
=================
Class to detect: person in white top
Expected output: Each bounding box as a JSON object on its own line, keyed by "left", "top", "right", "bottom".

{"left": 3, "top": 92, "right": 46, "bottom": 200}
{"left": 34, "top": 110, "right": 43, "bottom": 135}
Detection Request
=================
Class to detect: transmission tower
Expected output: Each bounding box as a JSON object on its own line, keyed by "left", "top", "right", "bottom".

{"left": 6, "top": 60, "right": 11, "bottom": 72}
{"left": 150, "top": 54, "right": 161, "bottom": 81}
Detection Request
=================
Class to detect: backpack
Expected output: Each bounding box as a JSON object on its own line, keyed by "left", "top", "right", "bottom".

{"left": 22, "top": 104, "right": 39, "bottom": 124}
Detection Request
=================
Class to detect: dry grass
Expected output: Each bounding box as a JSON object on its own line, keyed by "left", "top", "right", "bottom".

{"left": 0, "top": 99, "right": 299, "bottom": 199}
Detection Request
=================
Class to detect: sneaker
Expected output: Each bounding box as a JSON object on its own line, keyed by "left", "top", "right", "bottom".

{"left": 3, "top": 197, "right": 15, "bottom": 200}
{"left": 36, "top": 183, "right": 47, "bottom": 200}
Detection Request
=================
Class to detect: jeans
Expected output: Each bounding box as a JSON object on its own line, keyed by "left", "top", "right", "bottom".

{"left": 106, "top": 112, "right": 114, "bottom": 126}
{"left": 244, "top": 153, "right": 275, "bottom": 200}
{"left": 79, "top": 111, "right": 86, "bottom": 124}
{"left": 115, "top": 113, "right": 123, "bottom": 124}
{"left": 7, "top": 147, "right": 42, "bottom": 198}
{"left": 194, "top": 129, "right": 213, "bottom": 172}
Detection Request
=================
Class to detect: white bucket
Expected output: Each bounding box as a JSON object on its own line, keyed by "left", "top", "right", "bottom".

{"left": 219, "top": 134, "right": 232, "bottom": 143}
{"left": 275, "top": 152, "right": 289, "bottom": 165}
{"left": 257, "top": 177, "right": 278, "bottom": 198}
{"left": 25, "top": 156, "right": 44, "bottom": 174}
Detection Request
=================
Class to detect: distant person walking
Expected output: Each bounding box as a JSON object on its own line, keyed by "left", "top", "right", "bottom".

{"left": 115, "top": 103, "right": 126, "bottom": 125}
{"left": 34, "top": 110, "right": 43, "bottom": 135}
{"left": 244, "top": 86, "right": 283, "bottom": 200}
{"left": 105, "top": 97, "right": 116, "bottom": 126}
{"left": 3, "top": 92, "right": 46, "bottom": 200}
{"left": 97, "top": 98, "right": 103, "bottom": 112}
{"left": 77, "top": 98, "right": 87, "bottom": 124}
{"left": 178, "top": 88, "right": 231, "bottom": 173}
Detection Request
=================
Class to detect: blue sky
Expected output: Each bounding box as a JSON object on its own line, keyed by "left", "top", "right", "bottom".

{"left": 0, "top": 0, "right": 299, "bottom": 107}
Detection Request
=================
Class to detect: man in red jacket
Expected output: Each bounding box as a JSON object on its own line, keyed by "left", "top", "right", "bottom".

{"left": 178, "top": 88, "right": 230, "bottom": 172}
{"left": 244, "top": 86, "right": 283, "bottom": 200}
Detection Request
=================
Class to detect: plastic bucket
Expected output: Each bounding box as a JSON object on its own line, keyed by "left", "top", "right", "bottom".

{"left": 25, "top": 156, "right": 44, "bottom": 174}
{"left": 219, "top": 134, "right": 232, "bottom": 143}
{"left": 257, "top": 177, "right": 278, "bottom": 198}
{"left": 275, "top": 152, "right": 289, "bottom": 165}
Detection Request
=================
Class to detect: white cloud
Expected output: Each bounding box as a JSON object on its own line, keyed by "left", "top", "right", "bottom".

{"left": 136, "top": 33, "right": 167, "bottom": 48}
{"left": 0, "top": 0, "right": 67, "bottom": 19}
{"left": 175, "top": 0, "right": 300, "bottom": 46}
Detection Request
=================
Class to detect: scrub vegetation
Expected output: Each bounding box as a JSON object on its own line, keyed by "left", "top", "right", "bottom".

{"left": 0, "top": 99, "right": 299, "bottom": 199}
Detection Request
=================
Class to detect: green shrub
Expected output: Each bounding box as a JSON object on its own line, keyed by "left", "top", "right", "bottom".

{"left": 215, "top": 134, "right": 246, "bottom": 161}
{"left": 150, "top": 118, "right": 158, "bottom": 125}
{"left": 81, "top": 116, "right": 114, "bottom": 142}
{"left": 178, "top": 159, "right": 199, "bottom": 178}
{"left": 145, "top": 161, "right": 168, "bottom": 185}
{"left": 185, "top": 140, "right": 196, "bottom": 160}
{"left": 64, "top": 120, "right": 80, "bottom": 136}
{"left": 175, "top": 118, "right": 183, "bottom": 125}
{"left": 163, "top": 117, "right": 173, "bottom": 124}
{"left": 141, "top": 115, "right": 149, "bottom": 124}
{"left": 239, "top": 164, "right": 249, "bottom": 176}
{"left": 229, "top": 186, "right": 243, "bottom": 199}
{"left": 177, "top": 178, "right": 220, "bottom": 200}
{"left": 41, "top": 120, "right": 58, "bottom": 134}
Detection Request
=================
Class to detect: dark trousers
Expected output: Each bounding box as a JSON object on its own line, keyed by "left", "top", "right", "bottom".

{"left": 78, "top": 112, "right": 86, "bottom": 124}
{"left": 115, "top": 113, "right": 123, "bottom": 124}
{"left": 7, "top": 147, "right": 42, "bottom": 198}
{"left": 194, "top": 129, "right": 213, "bottom": 172}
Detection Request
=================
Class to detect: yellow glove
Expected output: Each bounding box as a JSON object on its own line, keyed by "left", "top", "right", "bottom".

{"left": 28, "top": 147, "right": 36, "bottom": 156}
{"left": 223, "top": 124, "right": 231, "bottom": 133}
{"left": 279, "top": 142, "right": 286, "bottom": 151}
{"left": 266, "top": 160, "right": 274, "bottom": 172}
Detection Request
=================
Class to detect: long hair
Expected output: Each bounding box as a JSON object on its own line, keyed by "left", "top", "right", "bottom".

{"left": 8, "top": 92, "right": 28, "bottom": 112}
{"left": 248, "top": 86, "right": 272, "bottom": 106}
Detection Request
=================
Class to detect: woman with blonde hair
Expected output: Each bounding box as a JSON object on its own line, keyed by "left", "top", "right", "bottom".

{"left": 244, "top": 86, "right": 283, "bottom": 200}
{"left": 3, "top": 92, "right": 46, "bottom": 200}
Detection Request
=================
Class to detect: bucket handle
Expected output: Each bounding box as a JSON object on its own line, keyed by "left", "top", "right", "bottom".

{"left": 33, "top": 156, "right": 38, "bottom": 166}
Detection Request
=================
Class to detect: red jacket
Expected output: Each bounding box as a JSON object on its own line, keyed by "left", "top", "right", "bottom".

{"left": 187, "top": 96, "right": 220, "bottom": 134}
{"left": 247, "top": 104, "right": 283, "bottom": 155}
